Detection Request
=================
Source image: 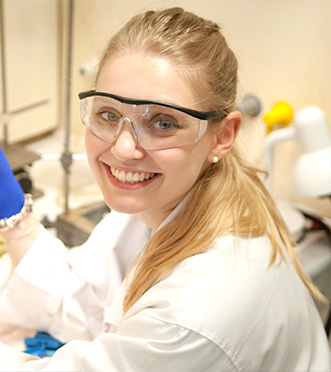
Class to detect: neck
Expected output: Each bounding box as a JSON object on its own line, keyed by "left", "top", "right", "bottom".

{"left": 138, "top": 194, "right": 189, "bottom": 231}
{"left": 138, "top": 208, "right": 172, "bottom": 231}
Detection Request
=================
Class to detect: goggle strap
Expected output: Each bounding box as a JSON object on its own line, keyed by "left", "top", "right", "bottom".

{"left": 78, "top": 90, "right": 223, "bottom": 120}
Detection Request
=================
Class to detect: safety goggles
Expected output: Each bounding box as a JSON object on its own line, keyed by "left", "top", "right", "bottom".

{"left": 78, "top": 90, "right": 227, "bottom": 150}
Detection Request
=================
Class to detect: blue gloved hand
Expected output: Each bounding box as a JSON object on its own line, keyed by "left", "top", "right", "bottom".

{"left": 0, "top": 146, "right": 25, "bottom": 219}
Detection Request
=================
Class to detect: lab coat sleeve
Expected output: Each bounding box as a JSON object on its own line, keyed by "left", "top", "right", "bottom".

{"left": 0, "top": 342, "right": 39, "bottom": 371}
{"left": 2, "top": 314, "right": 237, "bottom": 372}
{"left": 0, "top": 213, "right": 130, "bottom": 342}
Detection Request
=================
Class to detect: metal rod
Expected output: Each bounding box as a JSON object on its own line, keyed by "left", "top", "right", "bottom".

{"left": 63, "top": 0, "right": 74, "bottom": 215}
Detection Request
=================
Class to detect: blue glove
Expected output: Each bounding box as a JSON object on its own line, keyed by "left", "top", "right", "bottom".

{"left": 24, "top": 332, "right": 65, "bottom": 357}
{"left": 0, "top": 146, "right": 25, "bottom": 219}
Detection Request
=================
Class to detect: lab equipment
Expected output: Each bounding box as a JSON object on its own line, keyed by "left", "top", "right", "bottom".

{"left": 263, "top": 104, "right": 331, "bottom": 336}
{"left": 263, "top": 101, "right": 293, "bottom": 134}
{"left": 237, "top": 93, "right": 262, "bottom": 118}
{"left": 289, "top": 106, "right": 331, "bottom": 197}
{"left": 79, "top": 58, "right": 99, "bottom": 77}
{"left": 264, "top": 105, "right": 331, "bottom": 197}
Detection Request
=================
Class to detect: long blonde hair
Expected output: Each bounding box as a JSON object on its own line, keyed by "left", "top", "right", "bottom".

{"left": 97, "top": 8, "right": 324, "bottom": 314}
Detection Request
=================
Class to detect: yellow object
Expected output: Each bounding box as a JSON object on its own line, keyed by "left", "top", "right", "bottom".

{"left": 264, "top": 101, "right": 294, "bottom": 134}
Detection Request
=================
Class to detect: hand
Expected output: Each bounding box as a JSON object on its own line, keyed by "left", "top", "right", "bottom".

{"left": 0, "top": 147, "right": 25, "bottom": 219}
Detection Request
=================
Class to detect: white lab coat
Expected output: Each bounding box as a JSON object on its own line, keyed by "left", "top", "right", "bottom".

{"left": 0, "top": 201, "right": 330, "bottom": 371}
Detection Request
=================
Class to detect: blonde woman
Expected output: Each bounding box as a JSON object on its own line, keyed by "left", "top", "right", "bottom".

{"left": 0, "top": 7, "right": 330, "bottom": 371}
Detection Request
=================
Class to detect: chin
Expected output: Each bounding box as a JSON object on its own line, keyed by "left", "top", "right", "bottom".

{"left": 103, "top": 194, "right": 144, "bottom": 215}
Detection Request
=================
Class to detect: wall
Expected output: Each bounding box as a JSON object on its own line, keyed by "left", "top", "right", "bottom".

{"left": 64, "top": 0, "right": 330, "bottom": 216}
{"left": 0, "top": 0, "right": 59, "bottom": 143}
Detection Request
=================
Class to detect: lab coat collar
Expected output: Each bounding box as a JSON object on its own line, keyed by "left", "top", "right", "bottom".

{"left": 104, "top": 193, "right": 191, "bottom": 331}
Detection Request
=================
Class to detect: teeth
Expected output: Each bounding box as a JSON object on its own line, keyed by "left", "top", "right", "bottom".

{"left": 139, "top": 173, "right": 145, "bottom": 182}
{"left": 111, "top": 167, "right": 156, "bottom": 184}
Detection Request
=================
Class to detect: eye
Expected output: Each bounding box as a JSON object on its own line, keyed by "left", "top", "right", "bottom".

{"left": 150, "top": 115, "right": 179, "bottom": 132}
{"left": 100, "top": 110, "right": 120, "bottom": 122}
{"left": 155, "top": 119, "right": 177, "bottom": 130}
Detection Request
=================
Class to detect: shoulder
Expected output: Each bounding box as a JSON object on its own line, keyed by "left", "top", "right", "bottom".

{"left": 134, "top": 235, "right": 282, "bottom": 316}
{"left": 128, "top": 235, "right": 283, "bottom": 334}
{"left": 127, "top": 235, "right": 328, "bottom": 369}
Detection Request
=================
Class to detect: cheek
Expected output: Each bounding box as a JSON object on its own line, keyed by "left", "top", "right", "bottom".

{"left": 84, "top": 130, "right": 108, "bottom": 176}
{"left": 85, "top": 130, "right": 107, "bottom": 160}
{"left": 191, "top": 135, "right": 214, "bottom": 168}
{"left": 85, "top": 130, "right": 97, "bottom": 154}
{"left": 156, "top": 145, "right": 209, "bottom": 182}
{"left": 154, "top": 148, "right": 189, "bottom": 172}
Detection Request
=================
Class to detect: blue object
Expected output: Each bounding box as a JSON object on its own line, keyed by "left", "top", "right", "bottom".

{"left": 0, "top": 146, "right": 25, "bottom": 219}
{"left": 24, "top": 332, "right": 65, "bottom": 358}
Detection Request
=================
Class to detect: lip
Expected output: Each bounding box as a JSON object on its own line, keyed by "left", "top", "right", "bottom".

{"left": 103, "top": 163, "right": 161, "bottom": 190}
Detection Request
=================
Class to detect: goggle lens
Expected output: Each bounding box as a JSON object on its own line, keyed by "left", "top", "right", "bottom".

{"left": 79, "top": 93, "right": 217, "bottom": 150}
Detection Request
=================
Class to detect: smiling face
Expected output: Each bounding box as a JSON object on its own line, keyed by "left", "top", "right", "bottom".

{"left": 85, "top": 52, "right": 219, "bottom": 230}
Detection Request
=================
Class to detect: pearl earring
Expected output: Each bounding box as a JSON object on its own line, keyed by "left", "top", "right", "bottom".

{"left": 212, "top": 156, "right": 219, "bottom": 163}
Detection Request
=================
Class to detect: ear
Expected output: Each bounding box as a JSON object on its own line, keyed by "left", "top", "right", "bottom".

{"left": 207, "top": 111, "right": 241, "bottom": 163}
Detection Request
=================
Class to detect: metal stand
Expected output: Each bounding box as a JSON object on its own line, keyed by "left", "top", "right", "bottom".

{"left": 61, "top": 0, "right": 74, "bottom": 216}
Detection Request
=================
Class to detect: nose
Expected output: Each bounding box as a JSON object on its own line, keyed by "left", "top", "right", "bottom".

{"left": 110, "top": 118, "right": 145, "bottom": 160}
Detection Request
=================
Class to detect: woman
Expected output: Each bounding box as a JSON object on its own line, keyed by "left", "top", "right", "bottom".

{"left": 0, "top": 7, "right": 330, "bottom": 371}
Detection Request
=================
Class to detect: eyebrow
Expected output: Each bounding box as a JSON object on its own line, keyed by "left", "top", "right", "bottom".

{"left": 78, "top": 90, "right": 228, "bottom": 120}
